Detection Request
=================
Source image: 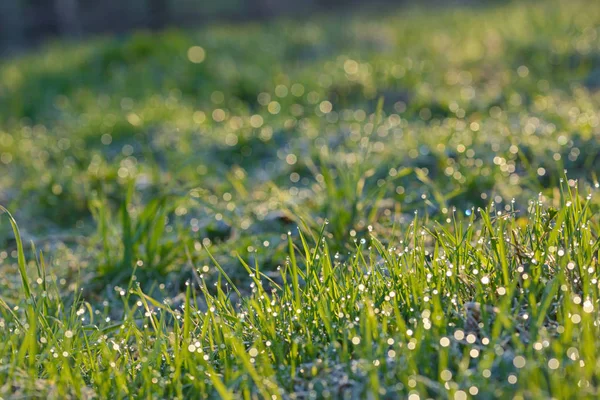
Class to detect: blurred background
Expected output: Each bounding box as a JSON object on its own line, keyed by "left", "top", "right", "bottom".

{"left": 2, "top": 0, "right": 598, "bottom": 281}
{"left": 0, "top": 0, "right": 490, "bottom": 55}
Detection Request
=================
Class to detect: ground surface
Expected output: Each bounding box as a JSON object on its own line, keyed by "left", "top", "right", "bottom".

{"left": 1, "top": 0, "right": 600, "bottom": 398}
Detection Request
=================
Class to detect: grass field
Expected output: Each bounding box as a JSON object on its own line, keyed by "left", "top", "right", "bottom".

{"left": 1, "top": 0, "right": 600, "bottom": 398}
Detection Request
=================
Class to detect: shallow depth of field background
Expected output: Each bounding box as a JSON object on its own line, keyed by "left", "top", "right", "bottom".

{"left": 1, "top": 0, "right": 600, "bottom": 398}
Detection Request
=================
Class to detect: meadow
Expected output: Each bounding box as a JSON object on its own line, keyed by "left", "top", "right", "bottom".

{"left": 1, "top": 0, "right": 600, "bottom": 398}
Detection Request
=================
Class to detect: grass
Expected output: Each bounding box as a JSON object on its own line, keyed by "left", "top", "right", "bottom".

{"left": 1, "top": 0, "right": 600, "bottom": 398}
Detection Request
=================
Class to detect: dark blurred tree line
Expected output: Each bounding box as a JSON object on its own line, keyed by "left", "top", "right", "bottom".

{"left": 0, "top": 0, "right": 376, "bottom": 54}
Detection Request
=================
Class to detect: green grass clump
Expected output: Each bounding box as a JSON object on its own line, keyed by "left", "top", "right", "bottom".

{"left": 1, "top": 183, "right": 600, "bottom": 398}
{"left": 1, "top": 0, "right": 600, "bottom": 398}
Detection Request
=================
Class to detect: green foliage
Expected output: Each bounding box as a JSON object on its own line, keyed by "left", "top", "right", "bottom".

{"left": 1, "top": 183, "right": 600, "bottom": 398}
{"left": 1, "top": 0, "right": 600, "bottom": 397}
